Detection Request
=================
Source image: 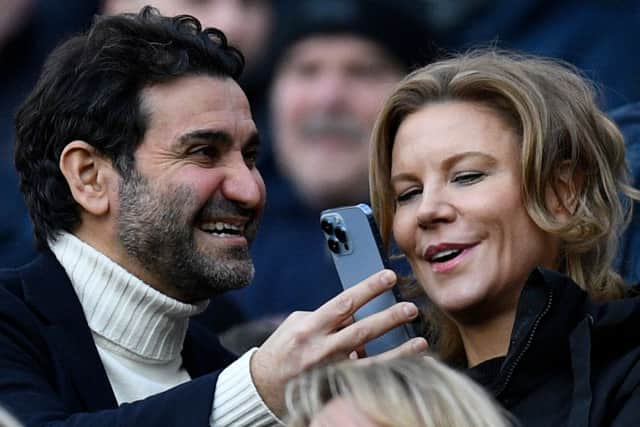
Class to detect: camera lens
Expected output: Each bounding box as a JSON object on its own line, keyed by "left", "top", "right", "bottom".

{"left": 327, "top": 237, "right": 340, "bottom": 254}
{"left": 334, "top": 226, "right": 347, "bottom": 243}
{"left": 321, "top": 218, "right": 334, "bottom": 235}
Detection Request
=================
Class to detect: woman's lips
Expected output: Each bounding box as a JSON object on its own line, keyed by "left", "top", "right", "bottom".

{"left": 424, "top": 243, "right": 478, "bottom": 274}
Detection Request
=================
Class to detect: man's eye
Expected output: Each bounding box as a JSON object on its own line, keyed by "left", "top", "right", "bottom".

{"left": 290, "top": 62, "right": 319, "bottom": 79}
{"left": 243, "top": 149, "right": 259, "bottom": 168}
{"left": 190, "top": 146, "right": 218, "bottom": 158}
{"left": 396, "top": 188, "right": 422, "bottom": 204}
{"left": 348, "top": 62, "right": 393, "bottom": 81}
{"left": 452, "top": 172, "right": 485, "bottom": 185}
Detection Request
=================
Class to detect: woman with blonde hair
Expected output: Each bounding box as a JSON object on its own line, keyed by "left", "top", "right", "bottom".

{"left": 286, "top": 355, "right": 512, "bottom": 427}
{"left": 368, "top": 50, "right": 640, "bottom": 426}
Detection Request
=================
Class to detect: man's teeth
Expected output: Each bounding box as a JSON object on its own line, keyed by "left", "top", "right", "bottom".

{"left": 200, "top": 222, "right": 242, "bottom": 235}
{"left": 431, "top": 248, "right": 462, "bottom": 263}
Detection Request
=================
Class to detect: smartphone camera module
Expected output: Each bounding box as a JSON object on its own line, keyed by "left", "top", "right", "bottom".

{"left": 327, "top": 237, "right": 341, "bottom": 254}
{"left": 320, "top": 214, "right": 352, "bottom": 255}
{"left": 321, "top": 218, "right": 334, "bottom": 235}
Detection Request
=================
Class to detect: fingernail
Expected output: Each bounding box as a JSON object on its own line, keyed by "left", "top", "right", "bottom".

{"left": 403, "top": 303, "right": 418, "bottom": 318}
{"left": 413, "top": 338, "right": 429, "bottom": 353}
{"left": 381, "top": 270, "right": 395, "bottom": 287}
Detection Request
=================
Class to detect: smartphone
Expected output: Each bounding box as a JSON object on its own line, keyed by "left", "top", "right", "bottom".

{"left": 320, "top": 203, "right": 415, "bottom": 355}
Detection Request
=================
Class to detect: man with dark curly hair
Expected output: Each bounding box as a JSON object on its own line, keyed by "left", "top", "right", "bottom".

{"left": 0, "top": 7, "right": 426, "bottom": 427}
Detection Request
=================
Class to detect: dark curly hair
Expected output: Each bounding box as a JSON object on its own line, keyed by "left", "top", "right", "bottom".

{"left": 14, "top": 6, "right": 245, "bottom": 249}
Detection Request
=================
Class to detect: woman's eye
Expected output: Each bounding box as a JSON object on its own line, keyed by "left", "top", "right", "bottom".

{"left": 452, "top": 172, "right": 484, "bottom": 185}
{"left": 396, "top": 188, "right": 422, "bottom": 204}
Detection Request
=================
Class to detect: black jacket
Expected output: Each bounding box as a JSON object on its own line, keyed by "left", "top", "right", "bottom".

{"left": 0, "top": 252, "right": 236, "bottom": 426}
{"left": 468, "top": 268, "right": 640, "bottom": 427}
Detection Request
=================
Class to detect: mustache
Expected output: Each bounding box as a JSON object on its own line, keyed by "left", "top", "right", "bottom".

{"left": 300, "top": 113, "right": 367, "bottom": 144}
{"left": 197, "top": 195, "right": 260, "bottom": 243}
{"left": 198, "top": 196, "right": 257, "bottom": 221}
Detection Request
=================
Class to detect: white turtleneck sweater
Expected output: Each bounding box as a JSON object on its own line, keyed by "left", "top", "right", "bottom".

{"left": 50, "top": 232, "right": 281, "bottom": 426}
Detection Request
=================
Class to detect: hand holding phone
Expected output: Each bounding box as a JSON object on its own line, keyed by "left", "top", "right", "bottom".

{"left": 251, "top": 268, "right": 426, "bottom": 417}
{"left": 320, "top": 203, "right": 416, "bottom": 355}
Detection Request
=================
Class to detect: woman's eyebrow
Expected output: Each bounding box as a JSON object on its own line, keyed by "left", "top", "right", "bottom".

{"left": 390, "top": 151, "right": 497, "bottom": 185}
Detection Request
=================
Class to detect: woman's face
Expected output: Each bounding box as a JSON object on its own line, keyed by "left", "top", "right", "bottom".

{"left": 390, "top": 102, "right": 558, "bottom": 321}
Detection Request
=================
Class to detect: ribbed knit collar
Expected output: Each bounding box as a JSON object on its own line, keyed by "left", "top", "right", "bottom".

{"left": 50, "top": 232, "right": 208, "bottom": 362}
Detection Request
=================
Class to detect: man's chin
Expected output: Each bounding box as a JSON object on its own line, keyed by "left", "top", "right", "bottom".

{"left": 199, "top": 256, "right": 254, "bottom": 287}
{"left": 177, "top": 263, "right": 254, "bottom": 302}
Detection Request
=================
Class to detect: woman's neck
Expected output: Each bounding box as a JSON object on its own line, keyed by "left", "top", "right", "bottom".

{"left": 457, "top": 309, "right": 517, "bottom": 367}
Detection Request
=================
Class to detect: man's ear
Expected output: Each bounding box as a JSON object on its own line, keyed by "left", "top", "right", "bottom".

{"left": 59, "top": 141, "right": 118, "bottom": 217}
{"left": 545, "top": 160, "right": 582, "bottom": 223}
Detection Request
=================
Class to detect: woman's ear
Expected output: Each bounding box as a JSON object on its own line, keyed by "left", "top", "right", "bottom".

{"left": 546, "top": 160, "right": 583, "bottom": 223}
{"left": 59, "top": 141, "right": 118, "bottom": 217}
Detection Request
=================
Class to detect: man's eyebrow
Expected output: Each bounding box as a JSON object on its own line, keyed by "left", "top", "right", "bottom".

{"left": 178, "top": 129, "right": 261, "bottom": 150}
{"left": 178, "top": 130, "right": 233, "bottom": 146}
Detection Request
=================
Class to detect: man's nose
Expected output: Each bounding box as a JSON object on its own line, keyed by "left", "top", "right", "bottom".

{"left": 311, "top": 72, "right": 349, "bottom": 109}
{"left": 221, "top": 160, "right": 264, "bottom": 210}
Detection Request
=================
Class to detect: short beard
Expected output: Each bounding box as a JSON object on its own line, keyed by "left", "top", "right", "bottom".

{"left": 117, "top": 170, "right": 255, "bottom": 302}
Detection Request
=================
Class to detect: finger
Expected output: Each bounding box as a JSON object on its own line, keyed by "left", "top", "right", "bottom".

{"left": 347, "top": 338, "right": 429, "bottom": 367}
{"left": 366, "top": 337, "right": 429, "bottom": 363}
{"left": 336, "top": 315, "right": 355, "bottom": 331}
{"left": 312, "top": 270, "right": 397, "bottom": 332}
{"left": 328, "top": 301, "right": 419, "bottom": 352}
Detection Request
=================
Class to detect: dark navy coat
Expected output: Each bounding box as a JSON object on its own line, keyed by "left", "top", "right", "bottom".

{"left": 0, "top": 251, "right": 236, "bottom": 426}
{"left": 468, "top": 269, "right": 640, "bottom": 426}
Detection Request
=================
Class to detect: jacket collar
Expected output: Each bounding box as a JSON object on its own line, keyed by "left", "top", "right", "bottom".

{"left": 182, "top": 321, "right": 236, "bottom": 379}
{"left": 19, "top": 250, "right": 236, "bottom": 409}
{"left": 19, "top": 251, "right": 118, "bottom": 410}
{"left": 489, "top": 268, "right": 588, "bottom": 399}
{"left": 469, "top": 268, "right": 640, "bottom": 425}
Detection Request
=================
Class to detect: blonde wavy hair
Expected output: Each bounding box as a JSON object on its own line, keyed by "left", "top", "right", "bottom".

{"left": 285, "top": 356, "right": 512, "bottom": 427}
{"left": 369, "top": 50, "right": 640, "bottom": 363}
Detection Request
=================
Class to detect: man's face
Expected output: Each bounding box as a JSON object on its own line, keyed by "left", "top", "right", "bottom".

{"left": 270, "top": 35, "right": 404, "bottom": 209}
{"left": 115, "top": 75, "right": 265, "bottom": 302}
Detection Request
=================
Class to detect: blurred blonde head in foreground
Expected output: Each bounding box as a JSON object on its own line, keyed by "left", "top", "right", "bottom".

{"left": 285, "top": 356, "right": 512, "bottom": 427}
{"left": 0, "top": 406, "right": 22, "bottom": 427}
